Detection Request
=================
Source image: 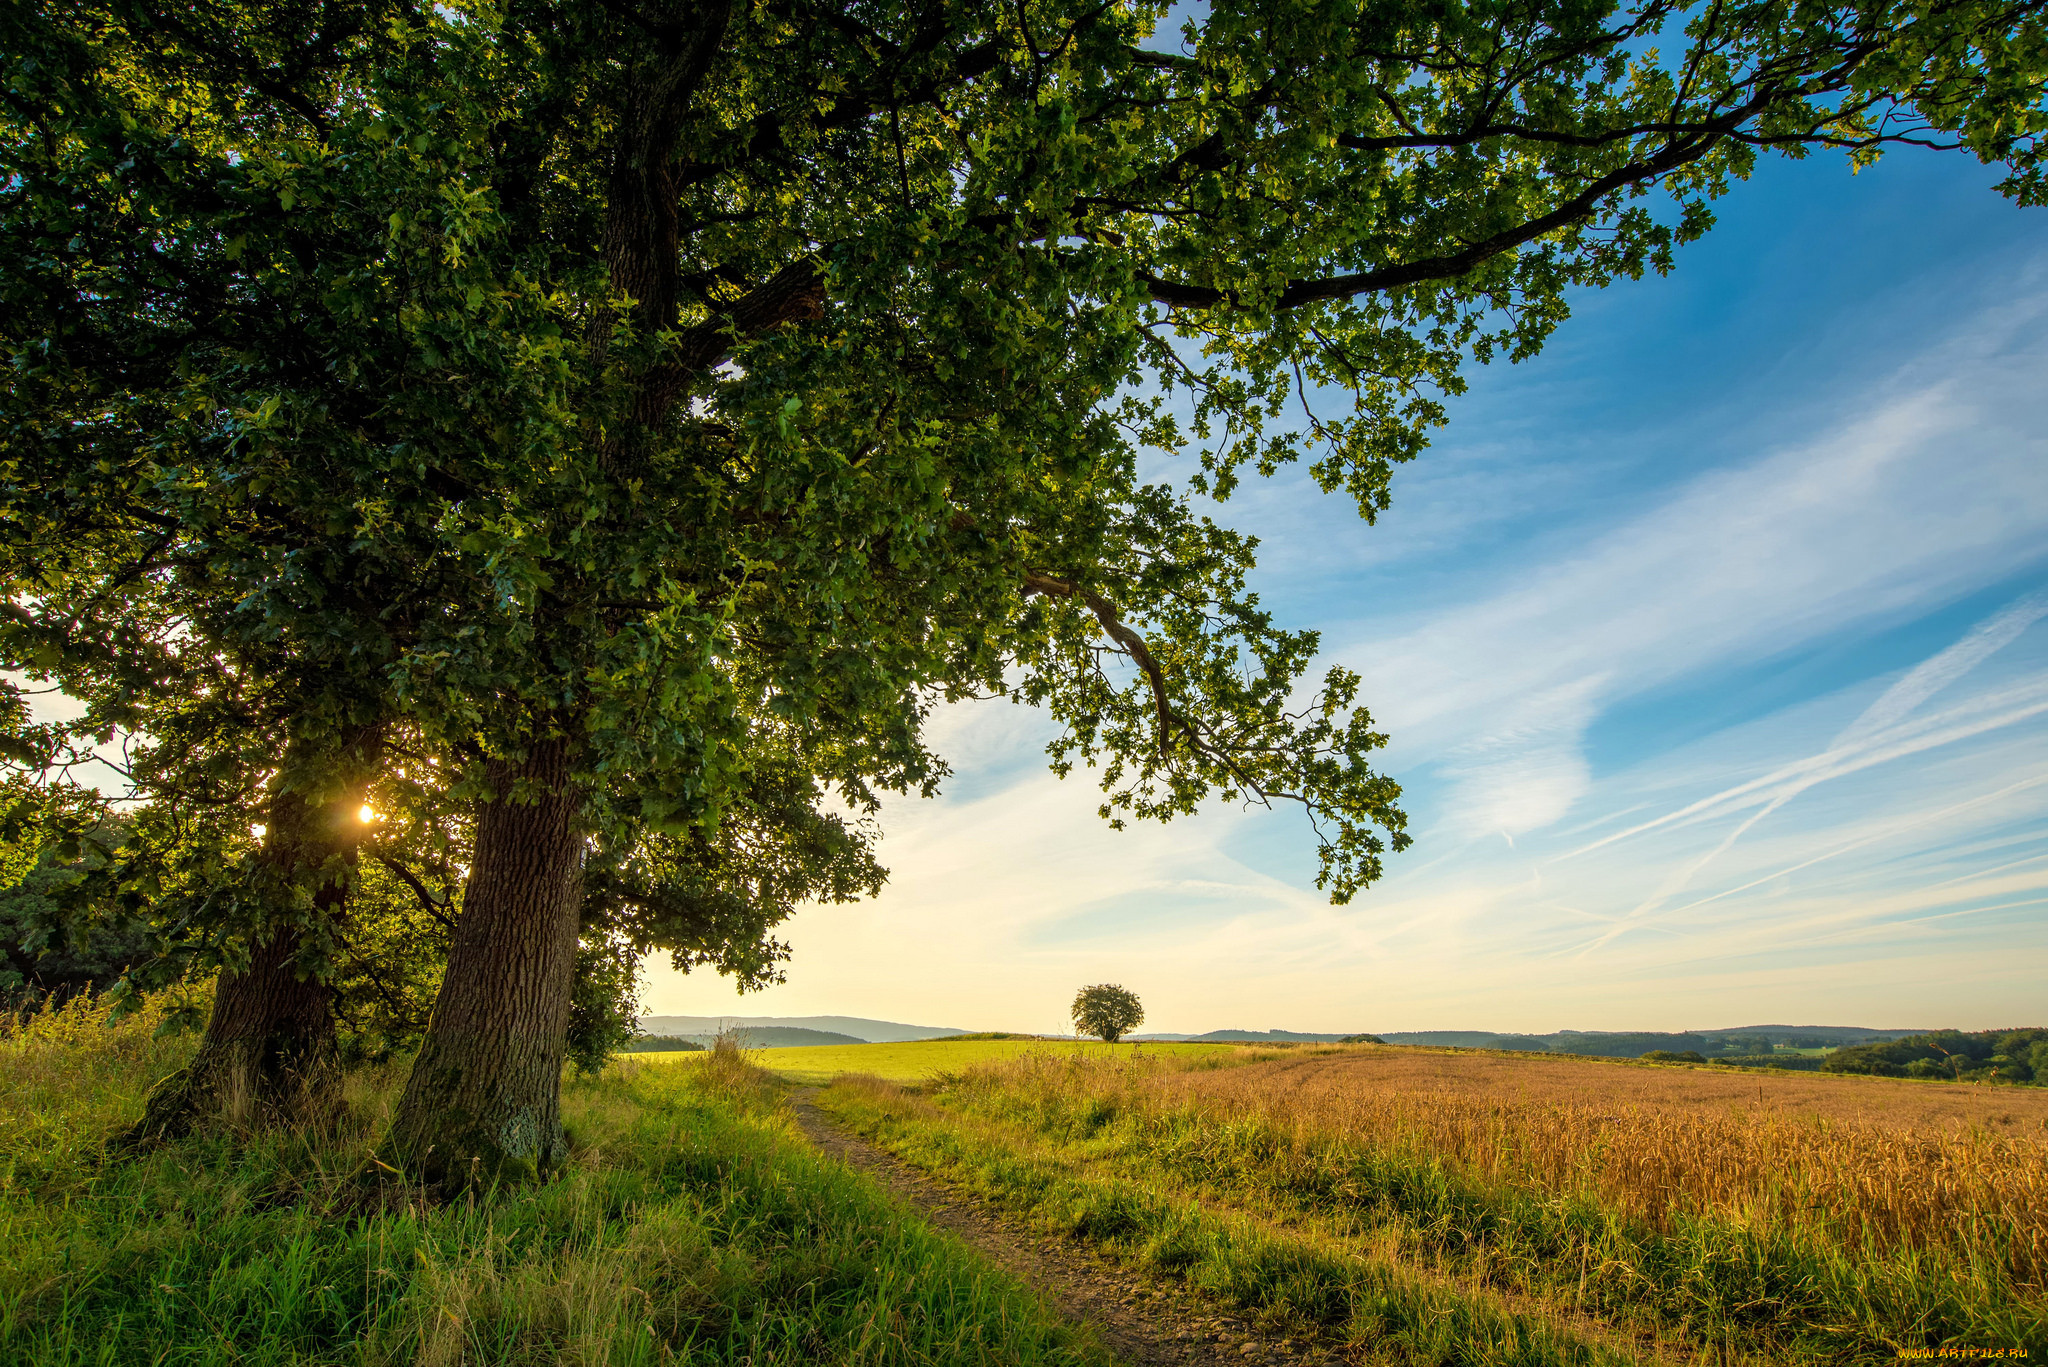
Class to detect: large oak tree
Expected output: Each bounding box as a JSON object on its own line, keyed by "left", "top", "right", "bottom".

{"left": 4, "top": 0, "right": 2041, "bottom": 1180}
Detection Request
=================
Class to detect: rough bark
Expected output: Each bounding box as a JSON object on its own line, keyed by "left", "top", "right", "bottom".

{"left": 116, "top": 922, "right": 338, "bottom": 1148}
{"left": 115, "top": 764, "right": 366, "bottom": 1149}
{"left": 384, "top": 737, "right": 586, "bottom": 1188}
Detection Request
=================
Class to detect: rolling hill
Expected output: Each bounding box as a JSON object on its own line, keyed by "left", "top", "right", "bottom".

{"left": 635, "top": 1014, "right": 968, "bottom": 1044}
{"left": 1124, "top": 1025, "right": 1929, "bottom": 1057}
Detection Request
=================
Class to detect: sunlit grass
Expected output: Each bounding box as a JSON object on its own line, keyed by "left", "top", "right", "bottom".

{"left": 0, "top": 1001, "right": 1110, "bottom": 1366}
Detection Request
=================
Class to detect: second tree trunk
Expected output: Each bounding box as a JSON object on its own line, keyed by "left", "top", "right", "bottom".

{"left": 116, "top": 754, "right": 369, "bottom": 1149}
{"left": 385, "top": 737, "right": 585, "bottom": 1187}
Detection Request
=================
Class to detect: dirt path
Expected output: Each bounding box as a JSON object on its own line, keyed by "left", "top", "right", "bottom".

{"left": 789, "top": 1088, "right": 1333, "bottom": 1367}
{"left": 789, "top": 1088, "right": 1702, "bottom": 1367}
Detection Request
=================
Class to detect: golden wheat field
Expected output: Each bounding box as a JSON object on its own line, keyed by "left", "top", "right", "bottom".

{"left": 1117, "top": 1047, "right": 2048, "bottom": 1277}
{"left": 1177, "top": 1046, "right": 2048, "bottom": 1132}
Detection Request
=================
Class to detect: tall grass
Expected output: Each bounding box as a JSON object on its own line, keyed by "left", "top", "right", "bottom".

{"left": 2, "top": 985, "right": 206, "bottom": 1191}
{"left": 907, "top": 1050, "right": 2046, "bottom": 1364}
{"left": 0, "top": 995, "right": 1109, "bottom": 1366}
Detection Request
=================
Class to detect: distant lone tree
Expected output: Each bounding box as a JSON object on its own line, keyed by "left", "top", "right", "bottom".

{"left": 1072, "top": 984, "right": 1145, "bottom": 1045}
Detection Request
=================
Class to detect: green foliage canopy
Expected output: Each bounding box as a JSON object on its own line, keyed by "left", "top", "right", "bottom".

{"left": 2, "top": 0, "right": 2043, "bottom": 987}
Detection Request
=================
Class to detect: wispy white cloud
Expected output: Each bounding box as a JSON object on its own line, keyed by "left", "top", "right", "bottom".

{"left": 1649, "top": 773, "right": 2048, "bottom": 921}
{"left": 1565, "top": 676, "right": 2048, "bottom": 861}
{"left": 1832, "top": 585, "right": 2048, "bottom": 747}
{"left": 1437, "top": 675, "right": 1606, "bottom": 839}
{"left": 1335, "top": 292, "right": 2048, "bottom": 844}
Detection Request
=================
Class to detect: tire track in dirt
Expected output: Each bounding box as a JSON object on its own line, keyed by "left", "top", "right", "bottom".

{"left": 790, "top": 1088, "right": 1333, "bottom": 1367}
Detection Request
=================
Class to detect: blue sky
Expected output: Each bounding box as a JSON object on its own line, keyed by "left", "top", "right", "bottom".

{"left": 648, "top": 142, "right": 2048, "bottom": 1035}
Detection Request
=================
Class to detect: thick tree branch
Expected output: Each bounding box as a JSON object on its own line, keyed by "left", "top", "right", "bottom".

{"left": 636, "top": 258, "right": 827, "bottom": 421}
{"left": 601, "top": 0, "right": 740, "bottom": 355}
{"left": 1134, "top": 122, "right": 1739, "bottom": 311}
{"left": 1023, "top": 570, "right": 1173, "bottom": 752}
{"left": 677, "top": 258, "right": 828, "bottom": 368}
{"left": 373, "top": 852, "right": 456, "bottom": 932}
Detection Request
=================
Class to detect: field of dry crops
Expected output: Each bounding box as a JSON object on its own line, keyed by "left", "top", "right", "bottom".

{"left": 1167, "top": 1046, "right": 2048, "bottom": 1132}
{"left": 1137, "top": 1047, "right": 2048, "bottom": 1273}
{"left": 840, "top": 1043, "right": 2047, "bottom": 1360}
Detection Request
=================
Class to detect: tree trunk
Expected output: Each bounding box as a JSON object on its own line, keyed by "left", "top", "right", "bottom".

{"left": 384, "top": 737, "right": 585, "bottom": 1189}
{"left": 115, "top": 753, "right": 371, "bottom": 1149}
{"left": 116, "top": 922, "right": 339, "bottom": 1148}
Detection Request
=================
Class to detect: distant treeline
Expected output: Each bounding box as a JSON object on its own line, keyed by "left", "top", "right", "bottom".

{"left": 1397, "top": 1029, "right": 1902, "bottom": 1059}
{"left": 1819, "top": 1028, "right": 2048, "bottom": 1083}
{"left": 1632, "top": 1029, "right": 2047, "bottom": 1083}
{"left": 0, "top": 821, "right": 151, "bottom": 1008}
{"left": 613, "top": 1024, "right": 2048, "bottom": 1084}
{"left": 630, "top": 1026, "right": 868, "bottom": 1049}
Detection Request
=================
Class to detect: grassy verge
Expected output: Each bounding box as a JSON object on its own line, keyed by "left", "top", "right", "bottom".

{"left": 818, "top": 1074, "right": 1655, "bottom": 1367}
{"left": 832, "top": 1052, "right": 2044, "bottom": 1367}
{"left": 0, "top": 995, "right": 1109, "bottom": 1366}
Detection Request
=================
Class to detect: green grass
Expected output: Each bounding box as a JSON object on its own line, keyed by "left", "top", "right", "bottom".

{"left": 641, "top": 1037, "right": 1236, "bottom": 1085}
{"left": 824, "top": 1052, "right": 2046, "bottom": 1367}
{"left": 0, "top": 996, "right": 1110, "bottom": 1366}
{"left": 29, "top": 999, "right": 2023, "bottom": 1367}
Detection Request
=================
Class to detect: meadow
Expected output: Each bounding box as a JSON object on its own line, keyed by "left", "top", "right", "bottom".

{"left": 0, "top": 996, "right": 1106, "bottom": 1366}
{"left": 9, "top": 1010, "right": 2042, "bottom": 1367}
{"left": 818, "top": 1043, "right": 2048, "bottom": 1366}
{"left": 643, "top": 1037, "right": 1237, "bottom": 1085}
